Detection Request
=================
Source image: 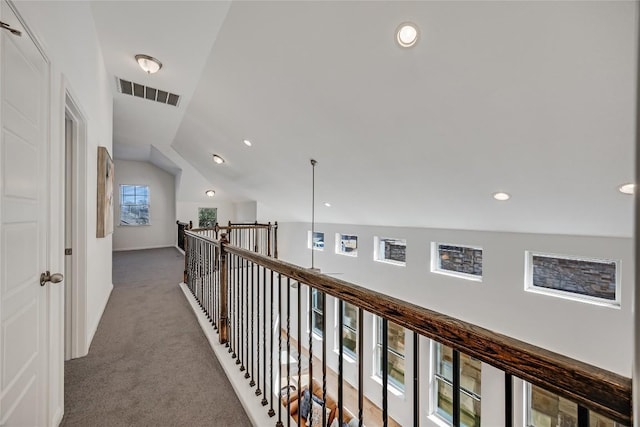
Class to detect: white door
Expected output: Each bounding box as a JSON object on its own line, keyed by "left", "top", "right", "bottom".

{"left": 0, "top": 2, "right": 50, "bottom": 426}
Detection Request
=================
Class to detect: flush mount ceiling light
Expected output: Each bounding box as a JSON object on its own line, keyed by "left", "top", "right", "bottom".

{"left": 135, "top": 54, "right": 162, "bottom": 74}
{"left": 243, "top": 139, "right": 252, "bottom": 147}
{"left": 205, "top": 190, "right": 216, "bottom": 197}
{"left": 396, "top": 22, "right": 419, "bottom": 48}
{"left": 618, "top": 183, "right": 635, "bottom": 195}
{"left": 212, "top": 154, "right": 225, "bottom": 164}
{"left": 493, "top": 192, "right": 511, "bottom": 201}
{"left": 324, "top": 202, "right": 331, "bottom": 207}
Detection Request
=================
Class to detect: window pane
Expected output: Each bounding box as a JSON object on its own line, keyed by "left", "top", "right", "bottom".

{"left": 312, "top": 231, "right": 325, "bottom": 249}
{"left": 383, "top": 239, "right": 406, "bottom": 262}
{"left": 531, "top": 254, "right": 616, "bottom": 301}
{"left": 387, "top": 350, "right": 404, "bottom": 386}
{"left": 121, "top": 185, "right": 135, "bottom": 196}
{"left": 336, "top": 234, "right": 358, "bottom": 256}
{"left": 529, "top": 385, "right": 577, "bottom": 427}
{"left": 343, "top": 302, "right": 357, "bottom": 330}
{"left": 437, "top": 244, "right": 483, "bottom": 277}
{"left": 437, "top": 344, "right": 454, "bottom": 381}
{"left": 342, "top": 328, "right": 357, "bottom": 355}
{"left": 436, "top": 378, "right": 453, "bottom": 423}
{"left": 122, "top": 195, "right": 135, "bottom": 205}
{"left": 460, "top": 353, "right": 482, "bottom": 396}
{"left": 313, "top": 289, "right": 324, "bottom": 309}
{"left": 435, "top": 344, "right": 482, "bottom": 426}
{"left": 312, "top": 311, "right": 323, "bottom": 334}
{"left": 387, "top": 321, "right": 404, "bottom": 354}
{"left": 198, "top": 207, "right": 217, "bottom": 228}
{"left": 119, "top": 185, "right": 149, "bottom": 225}
{"left": 461, "top": 391, "right": 481, "bottom": 427}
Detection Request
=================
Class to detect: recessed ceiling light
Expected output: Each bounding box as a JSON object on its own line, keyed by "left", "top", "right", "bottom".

{"left": 396, "top": 22, "right": 419, "bottom": 48}
{"left": 243, "top": 139, "right": 252, "bottom": 147}
{"left": 212, "top": 154, "right": 225, "bottom": 164}
{"left": 493, "top": 192, "right": 511, "bottom": 201}
{"left": 619, "top": 183, "right": 635, "bottom": 195}
{"left": 324, "top": 202, "right": 331, "bottom": 207}
{"left": 205, "top": 190, "right": 215, "bottom": 197}
{"left": 135, "top": 54, "right": 162, "bottom": 74}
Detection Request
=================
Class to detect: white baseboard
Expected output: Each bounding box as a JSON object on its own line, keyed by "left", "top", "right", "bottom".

{"left": 86, "top": 282, "right": 113, "bottom": 352}
{"left": 113, "top": 244, "right": 175, "bottom": 252}
{"left": 175, "top": 245, "right": 185, "bottom": 255}
{"left": 180, "top": 283, "right": 290, "bottom": 427}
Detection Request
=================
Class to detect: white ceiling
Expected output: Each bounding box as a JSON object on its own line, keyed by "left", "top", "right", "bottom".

{"left": 92, "top": 1, "right": 636, "bottom": 237}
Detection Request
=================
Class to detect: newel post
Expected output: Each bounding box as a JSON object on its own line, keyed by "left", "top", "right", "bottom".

{"left": 218, "top": 233, "right": 229, "bottom": 344}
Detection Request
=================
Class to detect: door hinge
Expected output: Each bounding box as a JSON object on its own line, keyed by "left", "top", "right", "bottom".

{"left": 65, "top": 248, "right": 72, "bottom": 256}
{"left": 0, "top": 21, "right": 22, "bottom": 37}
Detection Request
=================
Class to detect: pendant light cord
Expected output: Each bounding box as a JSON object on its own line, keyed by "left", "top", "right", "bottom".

{"left": 311, "top": 159, "right": 317, "bottom": 270}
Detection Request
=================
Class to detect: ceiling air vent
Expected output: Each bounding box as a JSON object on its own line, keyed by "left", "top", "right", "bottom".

{"left": 116, "top": 77, "right": 181, "bottom": 107}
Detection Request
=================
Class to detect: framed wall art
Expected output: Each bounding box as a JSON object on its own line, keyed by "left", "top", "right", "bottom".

{"left": 96, "top": 146, "right": 114, "bottom": 238}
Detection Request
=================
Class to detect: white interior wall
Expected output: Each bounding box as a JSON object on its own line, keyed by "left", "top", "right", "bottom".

{"left": 273, "top": 221, "right": 633, "bottom": 426}
{"left": 11, "top": 2, "right": 114, "bottom": 424}
{"left": 113, "top": 160, "right": 175, "bottom": 251}
{"left": 235, "top": 201, "right": 257, "bottom": 223}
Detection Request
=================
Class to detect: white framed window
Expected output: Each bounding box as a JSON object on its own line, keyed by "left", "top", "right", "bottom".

{"left": 198, "top": 207, "right": 217, "bottom": 228}
{"left": 308, "top": 231, "right": 325, "bottom": 251}
{"left": 119, "top": 184, "right": 149, "bottom": 225}
{"left": 431, "top": 243, "right": 483, "bottom": 282}
{"left": 374, "top": 237, "right": 406, "bottom": 266}
{"left": 526, "top": 383, "right": 622, "bottom": 427}
{"left": 375, "top": 317, "right": 405, "bottom": 391}
{"left": 311, "top": 288, "right": 324, "bottom": 337}
{"left": 433, "top": 343, "right": 481, "bottom": 427}
{"left": 525, "top": 252, "right": 620, "bottom": 307}
{"left": 336, "top": 233, "right": 358, "bottom": 257}
{"left": 336, "top": 301, "right": 358, "bottom": 359}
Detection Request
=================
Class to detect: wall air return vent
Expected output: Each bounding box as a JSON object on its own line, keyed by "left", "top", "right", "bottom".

{"left": 116, "top": 77, "right": 181, "bottom": 107}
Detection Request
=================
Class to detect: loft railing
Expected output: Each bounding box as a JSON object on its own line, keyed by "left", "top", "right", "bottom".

{"left": 176, "top": 220, "right": 192, "bottom": 251}
{"left": 189, "top": 221, "right": 278, "bottom": 258}
{"left": 183, "top": 231, "right": 632, "bottom": 427}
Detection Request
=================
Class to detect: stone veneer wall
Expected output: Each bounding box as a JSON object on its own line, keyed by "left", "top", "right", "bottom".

{"left": 438, "top": 245, "right": 483, "bottom": 276}
{"left": 531, "top": 256, "right": 616, "bottom": 300}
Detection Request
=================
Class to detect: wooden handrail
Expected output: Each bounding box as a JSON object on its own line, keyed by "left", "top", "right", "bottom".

{"left": 219, "top": 242, "right": 632, "bottom": 425}
{"left": 186, "top": 230, "right": 220, "bottom": 246}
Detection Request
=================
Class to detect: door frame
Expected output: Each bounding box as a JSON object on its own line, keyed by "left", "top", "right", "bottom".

{"left": 62, "top": 89, "right": 88, "bottom": 360}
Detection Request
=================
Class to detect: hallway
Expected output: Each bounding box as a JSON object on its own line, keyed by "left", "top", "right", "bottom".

{"left": 61, "top": 248, "right": 251, "bottom": 427}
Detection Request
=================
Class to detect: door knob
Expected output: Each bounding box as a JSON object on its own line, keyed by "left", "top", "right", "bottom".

{"left": 40, "top": 271, "right": 64, "bottom": 286}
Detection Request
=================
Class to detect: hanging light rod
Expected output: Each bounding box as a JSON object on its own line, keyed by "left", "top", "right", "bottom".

{"left": 311, "top": 159, "right": 317, "bottom": 270}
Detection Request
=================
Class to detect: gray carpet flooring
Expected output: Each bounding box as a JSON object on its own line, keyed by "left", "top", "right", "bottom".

{"left": 61, "top": 247, "right": 251, "bottom": 427}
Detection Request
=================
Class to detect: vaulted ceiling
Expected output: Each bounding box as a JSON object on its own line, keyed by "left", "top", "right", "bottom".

{"left": 91, "top": 1, "right": 636, "bottom": 237}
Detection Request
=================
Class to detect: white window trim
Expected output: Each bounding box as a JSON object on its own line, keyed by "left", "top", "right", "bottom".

{"left": 307, "top": 230, "right": 325, "bottom": 251}
{"left": 373, "top": 236, "right": 407, "bottom": 266}
{"left": 432, "top": 342, "right": 483, "bottom": 427}
{"left": 309, "top": 287, "right": 324, "bottom": 338}
{"left": 524, "top": 251, "right": 621, "bottom": 308}
{"left": 430, "top": 242, "right": 483, "bottom": 282}
{"left": 335, "top": 232, "right": 358, "bottom": 257}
